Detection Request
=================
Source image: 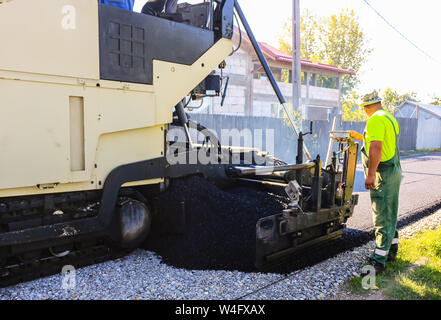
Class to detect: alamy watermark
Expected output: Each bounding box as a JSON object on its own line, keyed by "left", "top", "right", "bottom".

{"left": 61, "top": 5, "right": 76, "bottom": 30}
{"left": 61, "top": 265, "right": 76, "bottom": 290}
{"left": 167, "top": 124, "right": 276, "bottom": 166}
{"left": 361, "top": 265, "right": 376, "bottom": 290}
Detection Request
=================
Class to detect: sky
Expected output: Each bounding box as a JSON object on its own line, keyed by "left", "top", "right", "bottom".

{"left": 134, "top": 0, "right": 441, "bottom": 103}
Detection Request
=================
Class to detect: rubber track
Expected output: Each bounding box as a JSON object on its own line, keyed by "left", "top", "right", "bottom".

{"left": 0, "top": 243, "right": 126, "bottom": 288}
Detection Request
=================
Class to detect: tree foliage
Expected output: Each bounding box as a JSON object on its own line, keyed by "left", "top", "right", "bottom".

{"left": 342, "top": 92, "right": 367, "bottom": 122}
{"left": 342, "top": 88, "right": 419, "bottom": 121}
{"left": 381, "top": 88, "right": 419, "bottom": 114}
{"left": 279, "top": 9, "right": 322, "bottom": 62}
{"left": 279, "top": 9, "right": 372, "bottom": 96}
{"left": 430, "top": 97, "right": 441, "bottom": 106}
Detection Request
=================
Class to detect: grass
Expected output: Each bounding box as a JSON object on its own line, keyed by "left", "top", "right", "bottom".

{"left": 349, "top": 226, "right": 441, "bottom": 300}
{"left": 400, "top": 148, "right": 441, "bottom": 157}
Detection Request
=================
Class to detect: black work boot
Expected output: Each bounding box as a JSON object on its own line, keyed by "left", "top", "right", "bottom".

{"left": 361, "top": 259, "right": 385, "bottom": 276}
{"left": 387, "top": 255, "right": 396, "bottom": 262}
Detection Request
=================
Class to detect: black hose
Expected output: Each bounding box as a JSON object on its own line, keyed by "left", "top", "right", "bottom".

{"left": 175, "top": 101, "right": 189, "bottom": 127}
{"left": 231, "top": 11, "right": 242, "bottom": 55}
{"left": 190, "top": 120, "right": 222, "bottom": 155}
{"left": 172, "top": 118, "right": 222, "bottom": 156}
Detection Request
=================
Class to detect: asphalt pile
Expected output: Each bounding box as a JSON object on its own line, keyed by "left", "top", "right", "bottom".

{"left": 144, "top": 175, "right": 289, "bottom": 272}
{"left": 144, "top": 175, "right": 372, "bottom": 273}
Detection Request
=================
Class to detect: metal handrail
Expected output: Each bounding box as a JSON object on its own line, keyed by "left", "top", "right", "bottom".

{"left": 230, "top": 162, "right": 316, "bottom": 176}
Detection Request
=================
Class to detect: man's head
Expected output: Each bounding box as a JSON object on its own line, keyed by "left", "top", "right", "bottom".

{"left": 361, "top": 91, "right": 383, "bottom": 117}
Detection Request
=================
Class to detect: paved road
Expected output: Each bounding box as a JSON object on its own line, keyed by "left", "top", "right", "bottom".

{"left": 348, "top": 153, "right": 441, "bottom": 231}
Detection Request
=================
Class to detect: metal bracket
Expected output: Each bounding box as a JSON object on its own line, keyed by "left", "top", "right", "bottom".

{"left": 285, "top": 180, "right": 302, "bottom": 204}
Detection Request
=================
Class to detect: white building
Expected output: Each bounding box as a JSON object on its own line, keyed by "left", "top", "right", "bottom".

{"left": 190, "top": 29, "right": 354, "bottom": 121}
{"left": 396, "top": 101, "right": 441, "bottom": 150}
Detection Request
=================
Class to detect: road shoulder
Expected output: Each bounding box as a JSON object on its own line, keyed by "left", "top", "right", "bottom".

{"left": 328, "top": 209, "right": 441, "bottom": 300}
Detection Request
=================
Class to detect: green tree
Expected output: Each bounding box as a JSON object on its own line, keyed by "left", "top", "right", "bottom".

{"left": 430, "top": 97, "right": 441, "bottom": 106}
{"left": 380, "top": 88, "right": 419, "bottom": 114}
{"left": 279, "top": 9, "right": 322, "bottom": 62}
{"left": 321, "top": 10, "right": 371, "bottom": 96}
{"left": 279, "top": 9, "right": 372, "bottom": 96}
{"left": 342, "top": 88, "right": 419, "bottom": 121}
{"left": 342, "top": 91, "right": 367, "bottom": 122}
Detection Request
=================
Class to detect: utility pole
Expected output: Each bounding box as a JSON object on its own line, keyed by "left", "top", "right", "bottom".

{"left": 292, "top": 0, "right": 302, "bottom": 117}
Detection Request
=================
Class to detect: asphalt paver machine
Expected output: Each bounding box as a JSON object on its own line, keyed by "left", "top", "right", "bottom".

{"left": 0, "top": 0, "right": 358, "bottom": 285}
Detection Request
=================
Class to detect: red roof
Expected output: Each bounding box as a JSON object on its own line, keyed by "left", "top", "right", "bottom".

{"left": 258, "top": 42, "right": 355, "bottom": 75}
{"left": 233, "top": 27, "right": 355, "bottom": 76}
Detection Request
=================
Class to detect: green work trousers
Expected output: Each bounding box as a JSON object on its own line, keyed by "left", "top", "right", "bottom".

{"left": 368, "top": 162, "right": 402, "bottom": 264}
{"left": 362, "top": 113, "right": 402, "bottom": 265}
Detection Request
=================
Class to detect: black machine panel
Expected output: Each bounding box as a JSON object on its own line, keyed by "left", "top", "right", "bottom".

{"left": 98, "top": 4, "right": 215, "bottom": 85}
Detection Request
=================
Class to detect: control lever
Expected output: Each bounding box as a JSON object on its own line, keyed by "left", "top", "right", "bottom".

{"left": 303, "top": 121, "right": 313, "bottom": 136}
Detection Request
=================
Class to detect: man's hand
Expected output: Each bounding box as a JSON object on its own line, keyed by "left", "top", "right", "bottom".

{"left": 365, "top": 175, "right": 376, "bottom": 190}
{"left": 350, "top": 131, "right": 363, "bottom": 141}
{"left": 366, "top": 141, "right": 383, "bottom": 190}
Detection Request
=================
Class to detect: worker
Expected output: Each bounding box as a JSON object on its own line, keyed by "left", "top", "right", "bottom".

{"left": 99, "top": 0, "right": 134, "bottom": 11}
{"left": 350, "top": 92, "right": 402, "bottom": 275}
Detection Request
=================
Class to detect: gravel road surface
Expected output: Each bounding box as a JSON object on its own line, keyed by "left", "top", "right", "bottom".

{"left": 0, "top": 153, "right": 440, "bottom": 300}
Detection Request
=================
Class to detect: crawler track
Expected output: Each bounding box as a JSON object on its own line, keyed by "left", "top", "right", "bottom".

{"left": 0, "top": 241, "right": 125, "bottom": 288}
{"left": 0, "top": 191, "right": 128, "bottom": 288}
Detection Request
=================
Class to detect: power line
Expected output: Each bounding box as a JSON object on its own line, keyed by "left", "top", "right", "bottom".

{"left": 362, "top": 0, "right": 440, "bottom": 64}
